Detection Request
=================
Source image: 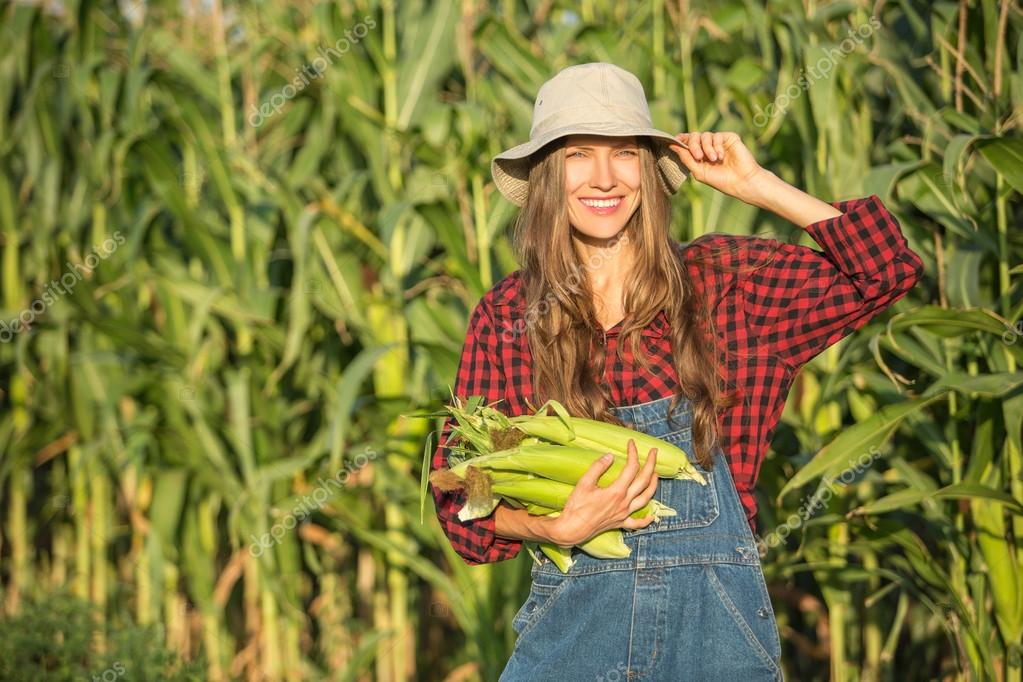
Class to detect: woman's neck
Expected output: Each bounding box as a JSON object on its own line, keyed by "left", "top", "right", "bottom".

{"left": 571, "top": 230, "right": 634, "bottom": 330}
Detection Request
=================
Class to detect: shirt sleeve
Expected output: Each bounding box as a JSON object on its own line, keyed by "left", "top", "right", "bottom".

{"left": 429, "top": 300, "right": 524, "bottom": 566}
{"left": 736, "top": 194, "right": 925, "bottom": 372}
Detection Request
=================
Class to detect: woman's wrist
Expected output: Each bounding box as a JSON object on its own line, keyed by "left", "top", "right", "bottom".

{"left": 737, "top": 168, "right": 844, "bottom": 228}
{"left": 494, "top": 501, "right": 571, "bottom": 546}
{"left": 735, "top": 167, "right": 779, "bottom": 208}
{"left": 544, "top": 515, "right": 577, "bottom": 548}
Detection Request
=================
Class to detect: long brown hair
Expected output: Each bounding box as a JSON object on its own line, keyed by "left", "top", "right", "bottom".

{"left": 511, "top": 136, "right": 779, "bottom": 469}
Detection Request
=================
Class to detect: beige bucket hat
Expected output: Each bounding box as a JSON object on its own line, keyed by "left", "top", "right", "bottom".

{"left": 491, "top": 62, "right": 690, "bottom": 207}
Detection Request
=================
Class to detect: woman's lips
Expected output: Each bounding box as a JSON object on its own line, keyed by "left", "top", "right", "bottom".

{"left": 578, "top": 197, "right": 623, "bottom": 216}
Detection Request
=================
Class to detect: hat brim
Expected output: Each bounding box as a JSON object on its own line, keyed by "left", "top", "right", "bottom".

{"left": 491, "top": 123, "right": 689, "bottom": 207}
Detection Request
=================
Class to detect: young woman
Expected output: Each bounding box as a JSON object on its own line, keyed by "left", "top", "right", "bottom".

{"left": 429, "top": 62, "right": 924, "bottom": 680}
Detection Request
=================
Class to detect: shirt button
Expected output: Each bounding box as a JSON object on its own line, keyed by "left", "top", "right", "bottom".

{"left": 757, "top": 606, "right": 770, "bottom": 618}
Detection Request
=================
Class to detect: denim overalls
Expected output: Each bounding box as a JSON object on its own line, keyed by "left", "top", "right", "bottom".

{"left": 499, "top": 394, "right": 784, "bottom": 681}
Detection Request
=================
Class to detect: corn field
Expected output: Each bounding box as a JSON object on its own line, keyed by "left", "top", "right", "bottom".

{"left": 0, "top": 0, "right": 1021, "bottom": 680}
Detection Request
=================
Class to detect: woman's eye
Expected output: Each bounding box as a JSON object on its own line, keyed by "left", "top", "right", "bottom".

{"left": 567, "top": 149, "right": 636, "bottom": 158}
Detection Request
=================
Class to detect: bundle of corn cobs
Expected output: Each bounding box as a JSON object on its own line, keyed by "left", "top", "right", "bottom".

{"left": 425, "top": 395, "right": 706, "bottom": 572}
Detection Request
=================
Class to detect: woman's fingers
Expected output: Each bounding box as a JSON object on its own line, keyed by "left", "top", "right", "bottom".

{"left": 568, "top": 440, "right": 661, "bottom": 534}
{"left": 578, "top": 452, "right": 615, "bottom": 490}
{"left": 676, "top": 131, "right": 731, "bottom": 164}
{"left": 701, "top": 132, "right": 716, "bottom": 161}
{"left": 670, "top": 138, "right": 697, "bottom": 170}
{"left": 624, "top": 446, "right": 656, "bottom": 501}
{"left": 626, "top": 465, "right": 659, "bottom": 529}
{"left": 611, "top": 438, "right": 641, "bottom": 492}
{"left": 685, "top": 131, "right": 703, "bottom": 160}
{"left": 627, "top": 471, "right": 658, "bottom": 515}
{"left": 621, "top": 512, "right": 657, "bottom": 530}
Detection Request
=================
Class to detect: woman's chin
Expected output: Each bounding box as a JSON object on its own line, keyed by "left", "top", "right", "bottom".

{"left": 571, "top": 223, "right": 628, "bottom": 242}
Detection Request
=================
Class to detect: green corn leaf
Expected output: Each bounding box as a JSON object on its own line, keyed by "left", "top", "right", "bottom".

{"left": 849, "top": 482, "right": 1023, "bottom": 516}
{"left": 778, "top": 393, "right": 948, "bottom": 500}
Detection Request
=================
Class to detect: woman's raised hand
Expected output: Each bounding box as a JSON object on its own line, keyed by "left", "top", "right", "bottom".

{"left": 547, "top": 438, "right": 659, "bottom": 548}
{"left": 670, "top": 131, "right": 766, "bottom": 200}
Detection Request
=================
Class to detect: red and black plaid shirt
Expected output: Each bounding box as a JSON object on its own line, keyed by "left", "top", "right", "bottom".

{"left": 430, "top": 194, "right": 925, "bottom": 566}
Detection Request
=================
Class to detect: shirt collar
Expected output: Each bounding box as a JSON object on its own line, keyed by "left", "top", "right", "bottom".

{"left": 600, "top": 310, "right": 669, "bottom": 339}
{"left": 491, "top": 277, "right": 668, "bottom": 341}
{"left": 495, "top": 300, "right": 671, "bottom": 341}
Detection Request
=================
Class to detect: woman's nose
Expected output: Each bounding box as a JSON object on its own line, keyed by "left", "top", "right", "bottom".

{"left": 589, "top": 153, "right": 615, "bottom": 189}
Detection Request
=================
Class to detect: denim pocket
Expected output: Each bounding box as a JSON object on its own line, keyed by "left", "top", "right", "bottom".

{"left": 511, "top": 569, "right": 570, "bottom": 638}
{"left": 623, "top": 427, "right": 720, "bottom": 535}
{"left": 705, "top": 563, "right": 783, "bottom": 678}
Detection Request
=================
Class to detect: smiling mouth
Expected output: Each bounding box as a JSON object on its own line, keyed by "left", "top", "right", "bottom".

{"left": 579, "top": 197, "right": 623, "bottom": 208}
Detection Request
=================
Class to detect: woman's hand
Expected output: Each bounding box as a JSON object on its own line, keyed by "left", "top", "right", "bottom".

{"left": 670, "top": 131, "right": 766, "bottom": 201}
{"left": 547, "top": 439, "right": 659, "bottom": 548}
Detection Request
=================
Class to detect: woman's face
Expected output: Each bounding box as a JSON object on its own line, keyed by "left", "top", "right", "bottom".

{"left": 563, "top": 134, "right": 642, "bottom": 240}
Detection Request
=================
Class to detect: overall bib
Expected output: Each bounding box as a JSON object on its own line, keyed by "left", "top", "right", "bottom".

{"left": 499, "top": 394, "right": 784, "bottom": 681}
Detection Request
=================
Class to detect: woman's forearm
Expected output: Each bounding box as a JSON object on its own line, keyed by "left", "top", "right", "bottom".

{"left": 493, "top": 500, "right": 568, "bottom": 547}
{"left": 739, "top": 168, "right": 844, "bottom": 228}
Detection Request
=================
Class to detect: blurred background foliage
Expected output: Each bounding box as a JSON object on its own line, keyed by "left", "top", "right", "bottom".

{"left": 0, "top": 0, "right": 1021, "bottom": 680}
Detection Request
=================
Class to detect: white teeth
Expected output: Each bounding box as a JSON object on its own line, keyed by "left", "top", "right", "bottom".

{"left": 580, "top": 198, "right": 621, "bottom": 208}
